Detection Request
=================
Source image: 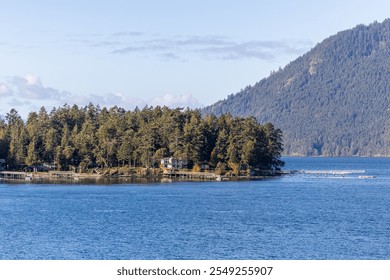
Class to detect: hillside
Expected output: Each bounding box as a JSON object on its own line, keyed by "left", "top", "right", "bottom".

{"left": 203, "top": 19, "right": 390, "bottom": 156}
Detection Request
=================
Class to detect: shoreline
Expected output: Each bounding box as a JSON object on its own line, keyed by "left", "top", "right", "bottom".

{"left": 0, "top": 169, "right": 284, "bottom": 183}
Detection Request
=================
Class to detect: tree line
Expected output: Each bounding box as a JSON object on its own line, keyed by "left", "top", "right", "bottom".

{"left": 0, "top": 104, "right": 284, "bottom": 174}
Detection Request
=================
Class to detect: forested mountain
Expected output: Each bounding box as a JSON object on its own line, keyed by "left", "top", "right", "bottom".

{"left": 0, "top": 105, "right": 283, "bottom": 173}
{"left": 203, "top": 19, "right": 390, "bottom": 156}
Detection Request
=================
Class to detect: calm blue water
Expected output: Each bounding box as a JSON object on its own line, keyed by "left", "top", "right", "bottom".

{"left": 1, "top": 157, "right": 390, "bottom": 260}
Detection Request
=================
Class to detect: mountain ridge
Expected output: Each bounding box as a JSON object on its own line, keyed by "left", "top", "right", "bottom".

{"left": 203, "top": 19, "right": 390, "bottom": 156}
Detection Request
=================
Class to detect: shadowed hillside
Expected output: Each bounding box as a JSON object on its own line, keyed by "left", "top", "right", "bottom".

{"left": 203, "top": 19, "right": 390, "bottom": 156}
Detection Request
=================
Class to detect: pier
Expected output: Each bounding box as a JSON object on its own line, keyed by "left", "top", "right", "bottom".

{"left": 0, "top": 171, "right": 28, "bottom": 180}
{"left": 163, "top": 170, "right": 229, "bottom": 181}
{"left": 49, "top": 171, "right": 75, "bottom": 179}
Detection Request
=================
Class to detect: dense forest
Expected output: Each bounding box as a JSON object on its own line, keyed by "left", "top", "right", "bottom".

{"left": 203, "top": 19, "right": 390, "bottom": 156}
{"left": 0, "top": 105, "right": 284, "bottom": 174}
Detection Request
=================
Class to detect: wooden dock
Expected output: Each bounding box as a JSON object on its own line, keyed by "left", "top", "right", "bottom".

{"left": 162, "top": 170, "right": 229, "bottom": 181}
{"left": 0, "top": 170, "right": 104, "bottom": 181}
{"left": 0, "top": 171, "right": 28, "bottom": 180}
{"left": 49, "top": 171, "right": 75, "bottom": 179}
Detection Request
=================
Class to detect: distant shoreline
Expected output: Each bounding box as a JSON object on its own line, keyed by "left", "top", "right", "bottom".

{"left": 282, "top": 155, "right": 390, "bottom": 158}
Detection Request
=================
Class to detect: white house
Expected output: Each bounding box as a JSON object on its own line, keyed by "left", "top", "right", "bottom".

{"left": 160, "top": 157, "right": 188, "bottom": 169}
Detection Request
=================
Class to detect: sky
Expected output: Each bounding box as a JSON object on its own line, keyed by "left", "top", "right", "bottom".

{"left": 0, "top": 0, "right": 389, "bottom": 118}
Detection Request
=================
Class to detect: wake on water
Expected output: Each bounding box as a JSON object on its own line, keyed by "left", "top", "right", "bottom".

{"left": 292, "top": 169, "right": 377, "bottom": 179}
{"left": 300, "top": 170, "right": 366, "bottom": 175}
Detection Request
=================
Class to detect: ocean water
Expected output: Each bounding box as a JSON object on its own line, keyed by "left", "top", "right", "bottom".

{"left": 0, "top": 157, "right": 389, "bottom": 260}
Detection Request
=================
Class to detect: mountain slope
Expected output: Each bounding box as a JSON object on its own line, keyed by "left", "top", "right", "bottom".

{"left": 203, "top": 19, "right": 390, "bottom": 156}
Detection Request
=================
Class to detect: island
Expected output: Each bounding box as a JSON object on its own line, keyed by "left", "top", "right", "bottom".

{"left": 0, "top": 104, "right": 284, "bottom": 181}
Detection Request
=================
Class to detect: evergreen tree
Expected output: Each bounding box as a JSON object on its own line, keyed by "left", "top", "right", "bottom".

{"left": 0, "top": 119, "right": 8, "bottom": 160}
{"left": 6, "top": 109, "right": 27, "bottom": 168}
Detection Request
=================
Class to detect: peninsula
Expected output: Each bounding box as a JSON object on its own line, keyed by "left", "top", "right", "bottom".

{"left": 0, "top": 105, "right": 284, "bottom": 181}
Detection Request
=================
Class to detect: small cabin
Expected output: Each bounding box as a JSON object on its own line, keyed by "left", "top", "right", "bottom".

{"left": 161, "top": 157, "right": 188, "bottom": 169}
{"left": 199, "top": 162, "right": 210, "bottom": 170}
{"left": 239, "top": 163, "right": 248, "bottom": 170}
{"left": 25, "top": 164, "right": 48, "bottom": 172}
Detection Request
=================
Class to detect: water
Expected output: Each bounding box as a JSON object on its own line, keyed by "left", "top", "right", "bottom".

{"left": 1, "top": 157, "right": 389, "bottom": 259}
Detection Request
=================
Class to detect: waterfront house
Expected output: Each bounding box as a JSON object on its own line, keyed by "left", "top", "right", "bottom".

{"left": 25, "top": 163, "right": 55, "bottom": 172}
{"left": 239, "top": 163, "right": 248, "bottom": 170}
{"left": 199, "top": 162, "right": 210, "bottom": 170}
{"left": 160, "top": 157, "right": 188, "bottom": 169}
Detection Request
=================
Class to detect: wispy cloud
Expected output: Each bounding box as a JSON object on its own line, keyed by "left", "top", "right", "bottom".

{"left": 80, "top": 32, "right": 312, "bottom": 61}
{"left": 90, "top": 40, "right": 123, "bottom": 47}
{"left": 159, "top": 52, "right": 182, "bottom": 61}
{"left": 1, "top": 75, "right": 203, "bottom": 116}
{"left": 10, "top": 74, "right": 71, "bottom": 100}
{"left": 199, "top": 40, "right": 308, "bottom": 60}
{"left": 4, "top": 30, "right": 311, "bottom": 61}
{"left": 74, "top": 92, "right": 203, "bottom": 109}
{"left": 112, "top": 31, "right": 145, "bottom": 37}
{"left": 8, "top": 99, "right": 31, "bottom": 107}
{"left": 71, "top": 92, "right": 145, "bottom": 109}
{"left": 0, "top": 83, "right": 13, "bottom": 96}
{"left": 148, "top": 93, "right": 203, "bottom": 108}
{"left": 110, "top": 35, "right": 233, "bottom": 56}
{"left": 111, "top": 43, "right": 171, "bottom": 54}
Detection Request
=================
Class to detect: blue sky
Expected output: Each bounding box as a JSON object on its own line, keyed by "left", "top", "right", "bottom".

{"left": 0, "top": 0, "right": 389, "bottom": 117}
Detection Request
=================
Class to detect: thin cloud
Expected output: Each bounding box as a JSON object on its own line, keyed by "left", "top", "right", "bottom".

{"left": 90, "top": 40, "right": 123, "bottom": 47}
{"left": 110, "top": 38, "right": 174, "bottom": 54}
{"left": 200, "top": 43, "right": 274, "bottom": 60}
{"left": 199, "top": 40, "right": 309, "bottom": 60}
{"left": 63, "top": 92, "right": 145, "bottom": 111}
{"left": 1, "top": 75, "right": 204, "bottom": 118}
{"left": 66, "top": 31, "right": 312, "bottom": 61}
{"left": 109, "top": 33, "right": 312, "bottom": 61}
{"left": 8, "top": 99, "right": 31, "bottom": 106}
{"left": 73, "top": 93, "right": 203, "bottom": 109}
{"left": 112, "top": 31, "right": 145, "bottom": 37}
{"left": 110, "top": 35, "right": 233, "bottom": 55}
{"left": 148, "top": 94, "right": 203, "bottom": 108}
{"left": 111, "top": 45, "right": 169, "bottom": 54}
{"left": 159, "top": 52, "right": 183, "bottom": 61}
{"left": 10, "top": 74, "right": 71, "bottom": 100}
{"left": 0, "top": 83, "right": 13, "bottom": 96}
{"left": 2, "top": 75, "right": 202, "bottom": 108}
{"left": 173, "top": 35, "right": 233, "bottom": 47}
